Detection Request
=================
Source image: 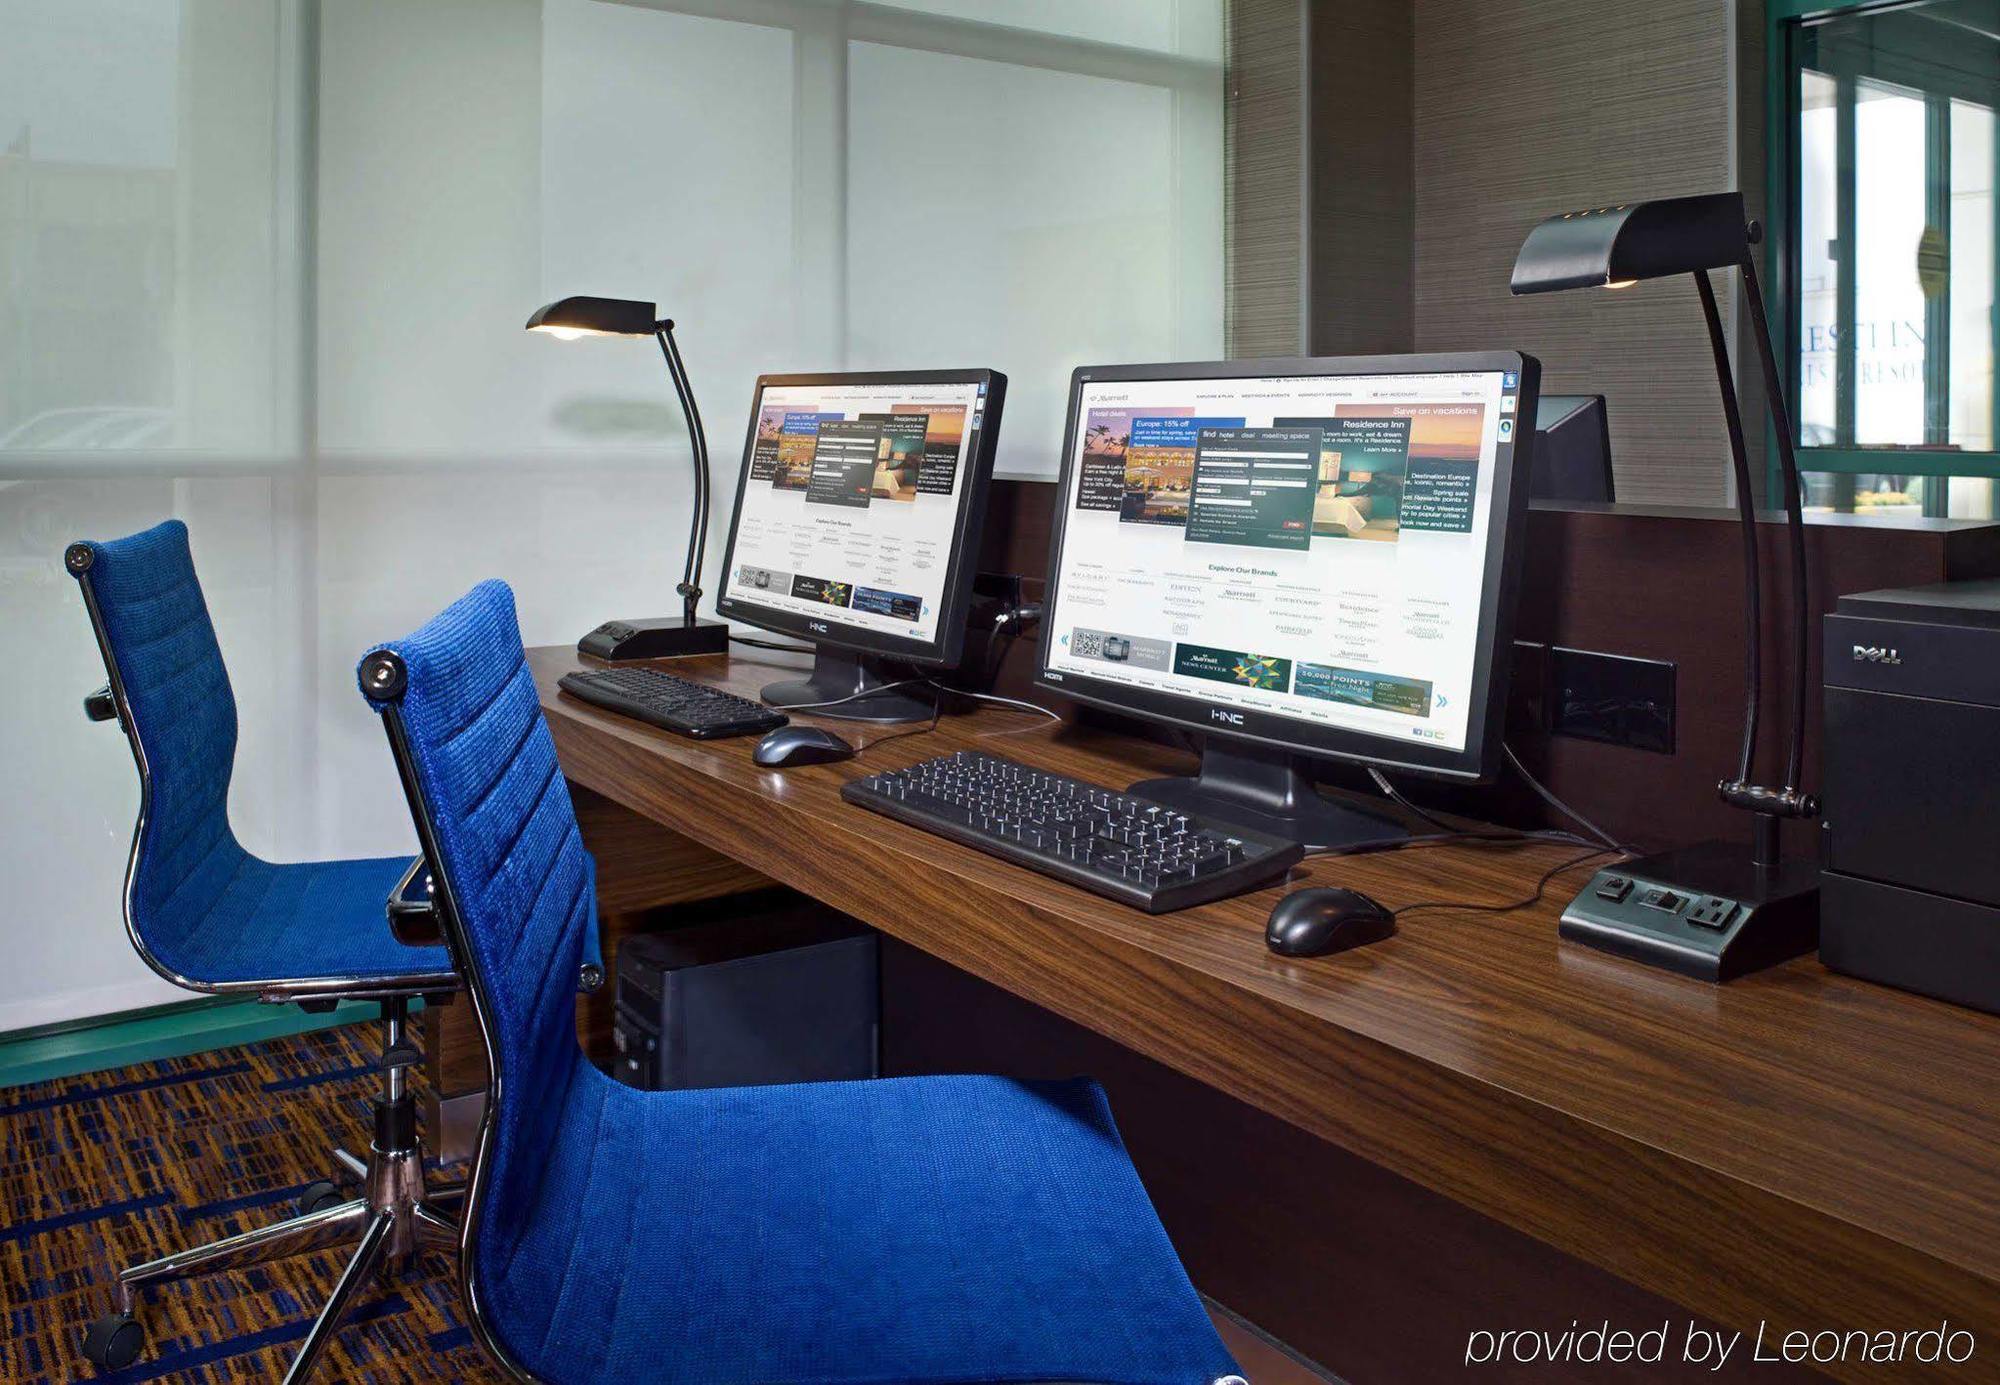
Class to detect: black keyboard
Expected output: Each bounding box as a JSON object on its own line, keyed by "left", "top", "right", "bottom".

{"left": 558, "top": 667, "right": 788, "bottom": 740}
{"left": 841, "top": 750, "right": 1303, "bottom": 913}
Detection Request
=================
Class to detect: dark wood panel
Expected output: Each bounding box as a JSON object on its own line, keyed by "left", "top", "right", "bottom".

{"left": 525, "top": 641, "right": 2000, "bottom": 1385}
{"left": 571, "top": 784, "right": 771, "bottom": 916}
{"left": 881, "top": 939, "right": 1819, "bottom": 1385}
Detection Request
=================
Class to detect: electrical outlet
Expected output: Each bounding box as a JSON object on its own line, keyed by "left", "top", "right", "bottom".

{"left": 1686, "top": 895, "right": 1740, "bottom": 930}
{"left": 1546, "top": 646, "right": 1676, "bottom": 753}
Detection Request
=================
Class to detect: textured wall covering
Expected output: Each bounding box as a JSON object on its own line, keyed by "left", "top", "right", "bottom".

{"left": 1227, "top": 0, "right": 1307, "bottom": 356}
{"left": 1308, "top": 0, "right": 1416, "bottom": 355}
{"left": 1414, "top": 0, "right": 1760, "bottom": 505}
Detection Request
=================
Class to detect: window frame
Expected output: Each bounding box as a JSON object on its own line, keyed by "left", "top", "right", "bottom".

{"left": 1767, "top": 0, "right": 2000, "bottom": 501}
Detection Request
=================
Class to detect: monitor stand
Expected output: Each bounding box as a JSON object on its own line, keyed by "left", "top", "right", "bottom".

{"left": 1129, "top": 739, "right": 1410, "bottom": 853}
{"left": 760, "top": 648, "right": 936, "bottom": 725}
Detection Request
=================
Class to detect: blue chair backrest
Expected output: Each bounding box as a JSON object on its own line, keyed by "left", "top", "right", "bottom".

{"left": 360, "top": 580, "right": 594, "bottom": 1266}
{"left": 68, "top": 520, "right": 251, "bottom": 983}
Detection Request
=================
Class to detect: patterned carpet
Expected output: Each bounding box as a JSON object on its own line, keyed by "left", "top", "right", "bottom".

{"left": 0, "top": 1020, "right": 501, "bottom": 1383}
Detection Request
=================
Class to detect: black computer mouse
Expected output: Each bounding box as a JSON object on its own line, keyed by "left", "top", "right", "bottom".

{"left": 753, "top": 724, "right": 856, "bottom": 768}
{"left": 1266, "top": 886, "right": 1396, "bottom": 957}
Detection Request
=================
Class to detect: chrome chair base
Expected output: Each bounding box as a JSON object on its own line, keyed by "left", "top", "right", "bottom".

{"left": 81, "top": 1000, "right": 460, "bottom": 1383}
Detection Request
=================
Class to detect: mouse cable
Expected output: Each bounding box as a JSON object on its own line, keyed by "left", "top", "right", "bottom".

{"left": 1390, "top": 844, "right": 1623, "bottom": 920}
{"left": 854, "top": 698, "right": 945, "bottom": 755}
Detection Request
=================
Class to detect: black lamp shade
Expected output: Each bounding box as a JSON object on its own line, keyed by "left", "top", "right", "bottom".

{"left": 525, "top": 295, "right": 659, "bottom": 338}
{"left": 1510, "top": 192, "right": 1750, "bottom": 294}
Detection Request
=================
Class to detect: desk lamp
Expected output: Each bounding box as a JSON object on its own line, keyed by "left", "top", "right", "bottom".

{"left": 526, "top": 295, "right": 729, "bottom": 660}
{"left": 1510, "top": 192, "right": 1820, "bottom": 980}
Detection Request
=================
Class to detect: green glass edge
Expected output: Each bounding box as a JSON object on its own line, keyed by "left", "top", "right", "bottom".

{"left": 0, "top": 995, "right": 414, "bottom": 1090}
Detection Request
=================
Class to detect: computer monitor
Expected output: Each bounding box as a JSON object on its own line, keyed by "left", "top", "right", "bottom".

{"left": 1531, "top": 394, "right": 1614, "bottom": 502}
{"left": 717, "top": 369, "right": 1006, "bottom": 722}
{"left": 1036, "top": 351, "right": 1540, "bottom": 849}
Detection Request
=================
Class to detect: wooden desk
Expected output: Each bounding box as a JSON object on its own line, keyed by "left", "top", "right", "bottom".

{"left": 427, "top": 645, "right": 2000, "bottom": 1382}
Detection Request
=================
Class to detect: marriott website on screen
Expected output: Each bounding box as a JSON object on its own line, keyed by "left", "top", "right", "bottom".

{"left": 1044, "top": 369, "right": 1518, "bottom": 753}
{"left": 724, "top": 378, "right": 989, "bottom": 646}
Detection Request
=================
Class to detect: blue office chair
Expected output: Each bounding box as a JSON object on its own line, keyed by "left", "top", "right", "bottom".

{"left": 65, "top": 520, "right": 471, "bottom": 1383}
{"left": 361, "top": 578, "right": 1246, "bottom": 1385}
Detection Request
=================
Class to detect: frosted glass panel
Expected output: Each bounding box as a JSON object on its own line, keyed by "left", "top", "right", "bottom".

{"left": 540, "top": 0, "right": 796, "bottom": 453}
{"left": 866, "top": 0, "right": 1225, "bottom": 59}
{"left": 1791, "top": 2, "right": 2000, "bottom": 471}
{"left": 1852, "top": 81, "right": 1928, "bottom": 447}
{"left": 847, "top": 40, "right": 1222, "bottom": 477}
{"left": 1950, "top": 99, "right": 1994, "bottom": 455}
{"left": 0, "top": 0, "right": 293, "bottom": 454}
{"left": 0, "top": 0, "right": 303, "bottom": 1031}
{"left": 1, "top": 0, "right": 1227, "bottom": 1027}
{"left": 310, "top": 0, "right": 798, "bottom": 858}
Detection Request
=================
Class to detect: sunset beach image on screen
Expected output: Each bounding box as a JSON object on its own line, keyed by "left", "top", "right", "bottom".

{"left": 721, "top": 377, "right": 987, "bottom": 647}
{"left": 1044, "top": 368, "right": 1514, "bottom": 753}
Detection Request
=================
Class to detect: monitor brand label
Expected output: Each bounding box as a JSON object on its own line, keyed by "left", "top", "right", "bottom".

{"left": 1210, "top": 708, "right": 1246, "bottom": 726}
{"left": 1851, "top": 644, "right": 1901, "bottom": 665}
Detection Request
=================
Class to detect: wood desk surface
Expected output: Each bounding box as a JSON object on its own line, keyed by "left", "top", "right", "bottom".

{"left": 533, "top": 646, "right": 2000, "bottom": 1373}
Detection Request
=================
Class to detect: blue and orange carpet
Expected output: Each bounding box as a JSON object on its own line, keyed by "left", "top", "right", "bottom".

{"left": 1, "top": 1022, "right": 500, "bottom": 1383}
{"left": 3, "top": 1020, "right": 1320, "bottom": 1384}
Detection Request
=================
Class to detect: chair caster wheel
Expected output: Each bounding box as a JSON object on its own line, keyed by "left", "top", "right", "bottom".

{"left": 296, "top": 1180, "right": 345, "bottom": 1217}
{"left": 82, "top": 1312, "right": 144, "bottom": 1371}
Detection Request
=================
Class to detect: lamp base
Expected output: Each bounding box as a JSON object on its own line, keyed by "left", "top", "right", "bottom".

{"left": 1559, "top": 840, "right": 1820, "bottom": 982}
{"left": 578, "top": 617, "right": 729, "bottom": 662}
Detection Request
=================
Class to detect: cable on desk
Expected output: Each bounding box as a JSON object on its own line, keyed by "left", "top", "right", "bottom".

{"left": 772, "top": 678, "right": 931, "bottom": 713}
{"left": 856, "top": 682, "right": 1063, "bottom": 756}
{"left": 1362, "top": 767, "right": 1597, "bottom": 853}
{"left": 1503, "top": 743, "right": 1628, "bottom": 854}
{"left": 1367, "top": 766, "right": 1461, "bottom": 836}
{"left": 942, "top": 685, "right": 1063, "bottom": 725}
{"left": 1390, "top": 845, "right": 1623, "bottom": 920}
{"left": 856, "top": 699, "right": 945, "bottom": 755}
{"left": 1304, "top": 825, "right": 1600, "bottom": 861}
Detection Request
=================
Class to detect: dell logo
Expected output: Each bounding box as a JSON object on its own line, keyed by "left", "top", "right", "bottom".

{"left": 810, "top": 621, "right": 829, "bottom": 635}
{"left": 1852, "top": 644, "right": 1902, "bottom": 665}
{"left": 1211, "top": 709, "right": 1246, "bottom": 726}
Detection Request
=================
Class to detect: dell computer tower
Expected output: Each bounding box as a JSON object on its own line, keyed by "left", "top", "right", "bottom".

{"left": 1821, "top": 581, "right": 2000, "bottom": 1013}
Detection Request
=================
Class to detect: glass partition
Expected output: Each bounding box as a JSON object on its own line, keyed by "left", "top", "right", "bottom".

{"left": 1778, "top": 0, "right": 1999, "bottom": 516}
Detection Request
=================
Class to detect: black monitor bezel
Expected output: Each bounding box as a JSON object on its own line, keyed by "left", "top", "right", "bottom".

{"left": 1034, "top": 350, "right": 1540, "bottom": 784}
{"left": 716, "top": 368, "right": 1005, "bottom": 670}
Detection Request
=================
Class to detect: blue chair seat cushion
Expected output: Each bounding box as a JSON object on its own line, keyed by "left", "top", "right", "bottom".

{"left": 146, "top": 850, "right": 450, "bottom": 985}
{"left": 481, "top": 1065, "right": 1238, "bottom": 1385}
